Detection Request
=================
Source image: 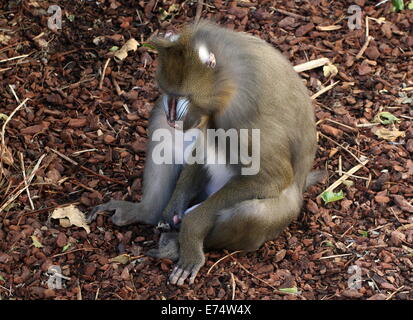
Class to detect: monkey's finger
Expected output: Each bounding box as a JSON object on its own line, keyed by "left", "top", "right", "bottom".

{"left": 177, "top": 269, "right": 191, "bottom": 286}
{"left": 169, "top": 266, "right": 184, "bottom": 285}
{"left": 189, "top": 264, "right": 202, "bottom": 284}
{"left": 86, "top": 204, "right": 108, "bottom": 223}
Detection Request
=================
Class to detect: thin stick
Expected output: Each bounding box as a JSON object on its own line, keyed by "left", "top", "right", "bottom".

{"left": 8, "top": 84, "right": 20, "bottom": 104}
{"left": 230, "top": 272, "right": 236, "bottom": 300}
{"left": 207, "top": 250, "right": 242, "bottom": 275}
{"left": 1, "top": 98, "right": 29, "bottom": 147}
{"left": 19, "top": 153, "right": 34, "bottom": 210}
{"left": 230, "top": 256, "right": 294, "bottom": 295}
{"left": 399, "top": 115, "right": 413, "bottom": 121}
{"left": 60, "top": 77, "right": 95, "bottom": 90}
{"left": 195, "top": 0, "right": 204, "bottom": 23}
{"left": 318, "top": 132, "right": 366, "bottom": 165}
{"left": 0, "top": 54, "right": 30, "bottom": 64}
{"left": 50, "top": 148, "right": 126, "bottom": 185}
{"left": 338, "top": 156, "right": 342, "bottom": 176}
{"left": 273, "top": 8, "right": 310, "bottom": 21}
{"left": 71, "top": 149, "right": 98, "bottom": 156}
{"left": 318, "top": 158, "right": 369, "bottom": 198}
{"left": 111, "top": 76, "right": 124, "bottom": 95}
{"left": 356, "top": 36, "right": 374, "bottom": 60}
{"left": 99, "top": 58, "right": 111, "bottom": 90}
{"left": 325, "top": 119, "right": 357, "bottom": 132}
{"left": 334, "top": 171, "right": 369, "bottom": 180}
{"left": 0, "top": 154, "right": 46, "bottom": 212}
{"left": 311, "top": 81, "right": 340, "bottom": 100}
{"left": 386, "top": 286, "right": 405, "bottom": 300}
{"left": 401, "top": 87, "right": 413, "bottom": 92}
{"left": 293, "top": 58, "right": 330, "bottom": 73}
{"left": 52, "top": 247, "right": 97, "bottom": 258}
{"left": 319, "top": 253, "right": 353, "bottom": 260}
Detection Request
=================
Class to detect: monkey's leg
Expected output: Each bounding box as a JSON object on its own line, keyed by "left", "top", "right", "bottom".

{"left": 169, "top": 176, "right": 292, "bottom": 285}
{"left": 161, "top": 163, "right": 208, "bottom": 226}
{"left": 205, "top": 184, "right": 302, "bottom": 251}
{"left": 88, "top": 100, "right": 181, "bottom": 226}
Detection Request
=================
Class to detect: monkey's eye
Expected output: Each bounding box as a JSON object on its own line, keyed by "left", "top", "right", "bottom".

{"left": 162, "top": 95, "right": 190, "bottom": 128}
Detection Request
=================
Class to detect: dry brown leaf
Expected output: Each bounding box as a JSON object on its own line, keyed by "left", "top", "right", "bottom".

{"left": 51, "top": 205, "right": 91, "bottom": 233}
{"left": 113, "top": 38, "right": 139, "bottom": 61}
{"left": 373, "top": 127, "right": 405, "bottom": 141}
{"left": 0, "top": 145, "right": 14, "bottom": 165}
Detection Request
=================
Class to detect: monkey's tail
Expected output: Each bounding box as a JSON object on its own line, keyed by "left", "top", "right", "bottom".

{"left": 304, "top": 170, "right": 327, "bottom": 190}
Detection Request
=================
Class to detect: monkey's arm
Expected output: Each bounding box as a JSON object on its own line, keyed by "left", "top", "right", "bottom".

{"left": 162, "top": 163, "right": 208, "bottom": 225}
{"left": 169, "top": 175, "right": 286, "bottom": 285}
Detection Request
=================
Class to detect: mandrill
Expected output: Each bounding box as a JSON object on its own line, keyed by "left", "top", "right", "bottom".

{"left": 88, "top": 21, "right": 318, "bottom": 285}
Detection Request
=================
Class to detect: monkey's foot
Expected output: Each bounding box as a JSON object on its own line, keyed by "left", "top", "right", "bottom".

{"left": 87, "top": 200, "right": 145, "bottom": 227}
{"left": 146, "top": 232, "right": 179, "bottom": 262}
{"left": 169, "top": 254, "right": 205, "bottom": 285}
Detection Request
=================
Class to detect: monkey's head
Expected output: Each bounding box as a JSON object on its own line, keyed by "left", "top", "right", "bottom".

{"left": 149, "top": 27, "right": 221, "bottom": 130}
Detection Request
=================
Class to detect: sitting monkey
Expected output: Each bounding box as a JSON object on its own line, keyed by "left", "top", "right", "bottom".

{"left": 88, "top": 21, "right": 318, "bottom": 285}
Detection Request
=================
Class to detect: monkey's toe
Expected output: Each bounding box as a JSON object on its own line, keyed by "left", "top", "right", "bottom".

{"left": 87, "top": 204, "right": 107, "bottom": 223}
{"left": 111, "top": 210, "right": 138, "bottom": 227}
{"left": 169, "top": 262, "right": 202, "bottom": 285}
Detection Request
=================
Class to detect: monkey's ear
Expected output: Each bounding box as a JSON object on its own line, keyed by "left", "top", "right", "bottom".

{"left": 149, "top": 31, "right": 181, "bottom": 51}
{"left": 148, "top": 36, "right": 174, "bottom": 51}
{"left": 197, "top": 44, "right": 216, "bottom": 68}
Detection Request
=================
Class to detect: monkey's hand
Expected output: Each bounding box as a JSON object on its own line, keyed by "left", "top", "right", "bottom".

{"left": 162, "top": 164, "right": 207, "bottom": 226}
{"left": 161, "top": 196, "right": 187, "bottom": 227}
{"left": 87, "top": 200, "right": 153, "bottom": 226}
{"left": 169, "top": 247, "right": 205, "bottom": 285}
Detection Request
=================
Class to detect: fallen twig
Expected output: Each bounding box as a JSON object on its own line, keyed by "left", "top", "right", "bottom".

{"left": 1, "top": 98, "right": 30, "bottom": 178}
{"left": 0, "top": 53, "right": 30, "bottom": 64}
{"left": 99, "top": 58, "right": 111, "bottom": 90}
{"left": 318, "top": 132, "right": 366, "bottom": 165}
{"left": 311, "top": 81, "right": 340, "bottom": 100}
{"left": 386, "top": 286, "right": 405, "bottom": 300}
{"left": 318, "top": 158, "right": 369, "bottom": 198}
{"left": 50, "top": 148, "right": 126, "bottom": 185}
{"left": 293, "top": 58, "right": 330, "bottom": 73}
{"left": 356, "top": 36, "right": 374, "bottom": 60}
{"left": 319, "top": 253, "right": 353, "bottom": 260}
{"left": 230, "top": 256, "right": 298, "bottom": 296}
{"left": 1, "top": 98, "right": 29, "bottom": 148}
{"left": 207, "top": 250, "right": 242, "bottom": 275}
{"left": 0, "top": 154, "right": 46, "bottom": 213}
{"left": 230, "top": 272, "right": 236, "bottom": 300}
{"left": 272, "top": 8, "right": 310, "bottom": 21}
{"left": 19, "top": 153, "right": 34, "bottom": 210}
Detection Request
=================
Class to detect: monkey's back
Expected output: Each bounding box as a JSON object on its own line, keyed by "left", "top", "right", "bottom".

{"left": 193, "top": 22, "right": 317, "bottom": 189}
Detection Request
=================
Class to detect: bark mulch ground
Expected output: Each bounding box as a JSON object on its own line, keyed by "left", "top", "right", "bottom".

{"left": 0, "top": 0, "right": 412, "bottom": 300}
